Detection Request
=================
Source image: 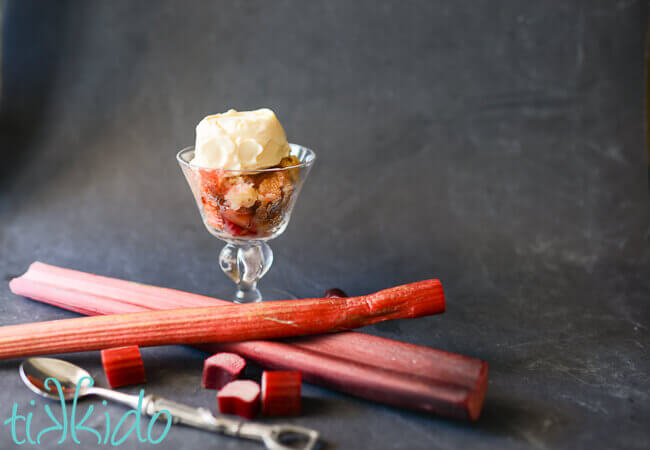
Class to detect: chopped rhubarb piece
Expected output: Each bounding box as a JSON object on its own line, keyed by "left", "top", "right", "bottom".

{"left": 201, "top": 198, "right": 224, "bottom": 229}
{"left": 199, "top": 168, "right": 225, "bottom": 194}
{"left": 217, "top": 380, "right": 260, "bottom": 419}
{"left": 223, "top": 219, "right": 246, "bottom": 236}
{"left": 202, "top": 352, "right": 246, "bottom": 390}
{"left": 261, "top": 371, "right": 302, "bottom": 416}
{"left": 221, "top": 209, "right": 254, "bottom": 229}
{"left": 101, "top": 346, "right": 146, "bottom": 388}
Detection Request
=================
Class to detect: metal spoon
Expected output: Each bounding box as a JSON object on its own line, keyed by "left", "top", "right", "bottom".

{"left": 20, "top": 357, "right": 319, "bottom": 450}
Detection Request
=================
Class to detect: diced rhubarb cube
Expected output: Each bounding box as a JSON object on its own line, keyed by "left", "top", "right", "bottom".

{"left": 217, "top": 380, "right": 260, "bottom": 420}
{"left": 261, "top": 371, "right": 302, "bottom": 416}
{"left": 101, "top": 346, "right": 146, "bottom": 388}
{"left": 202, "top": 352, "right": 246, "bottom": 390}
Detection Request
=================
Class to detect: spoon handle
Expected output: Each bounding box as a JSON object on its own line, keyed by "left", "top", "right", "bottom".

{"left": 86, "top": 386, "right": 141, "bottom": 410}
{"left": 89, "top": 389, "right": 319, "bottom": 450}
{"left": 141, "top": 394, "right": 240, "bottom": 433}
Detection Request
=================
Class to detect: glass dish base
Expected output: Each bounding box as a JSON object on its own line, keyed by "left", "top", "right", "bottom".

{"left": 213, "top": 286, "right": 297, "bottom": 304}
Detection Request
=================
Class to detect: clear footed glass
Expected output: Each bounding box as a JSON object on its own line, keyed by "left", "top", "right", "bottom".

{"left": 177, "top": 144, "right": 315, "bottom": 302}
{"left": 219, "top": 242, "right": 272, "bottom": 302}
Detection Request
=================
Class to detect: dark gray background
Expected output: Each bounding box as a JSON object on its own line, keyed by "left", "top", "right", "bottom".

{"left": 1, "top": 1, "right": 649, "bottom": 449}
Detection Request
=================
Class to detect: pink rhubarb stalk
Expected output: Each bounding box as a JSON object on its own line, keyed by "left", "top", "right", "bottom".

{"left": 0, "top": 280, "right": 445, "bottom": 360}
{"left": 9, "top": 262, "right": 487, "bottom": 421}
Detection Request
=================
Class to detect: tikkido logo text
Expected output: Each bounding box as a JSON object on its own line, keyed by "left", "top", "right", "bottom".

{"left": 3, "top": 377, "right": 171, "bottom": 446}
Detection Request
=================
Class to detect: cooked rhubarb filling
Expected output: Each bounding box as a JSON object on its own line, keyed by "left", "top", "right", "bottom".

{"left": 199, "top": 155, "right": 300, "bottom": 238}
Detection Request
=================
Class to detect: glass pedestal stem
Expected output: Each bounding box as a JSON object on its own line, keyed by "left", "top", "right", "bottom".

{"left": 219, "top": 242, "right": 273, "bottom": 303}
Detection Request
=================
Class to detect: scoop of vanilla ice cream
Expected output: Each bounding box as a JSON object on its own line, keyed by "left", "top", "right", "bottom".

{"left": 191, "top": 108, "right": 290, "bottom": 170}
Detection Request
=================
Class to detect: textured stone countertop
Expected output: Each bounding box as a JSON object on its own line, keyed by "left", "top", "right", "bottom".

{"left": 0, "top": 1, "right": 648, "bottom": 448}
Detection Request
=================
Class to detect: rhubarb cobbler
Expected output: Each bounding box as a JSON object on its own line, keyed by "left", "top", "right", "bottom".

{"left": 184, "top": 108, "right": 307, "bottom": 240}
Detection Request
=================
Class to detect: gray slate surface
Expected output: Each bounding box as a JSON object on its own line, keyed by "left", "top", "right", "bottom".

{"left": 1, "top": 1, "right": 649, "bottom": 449}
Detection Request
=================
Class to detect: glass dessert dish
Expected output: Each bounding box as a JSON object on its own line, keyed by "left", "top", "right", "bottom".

{"left": 177, "top": 144, "right": 315, "bottom": 303}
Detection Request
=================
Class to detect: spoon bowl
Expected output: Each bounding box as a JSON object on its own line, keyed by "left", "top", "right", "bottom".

{"left": 20, "top": 357, "right": 93, "bottom": 401}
